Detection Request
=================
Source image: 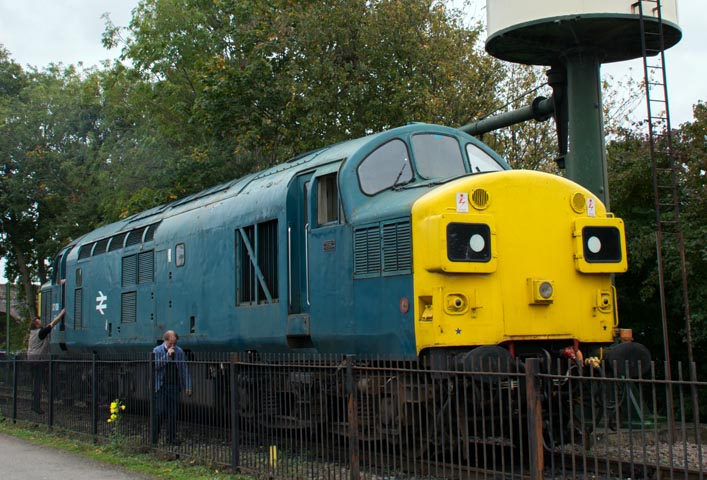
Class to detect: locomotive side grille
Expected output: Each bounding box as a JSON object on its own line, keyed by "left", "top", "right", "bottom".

{"left": 121, "top": 291, "right": 137, "bottom": 323}
{"left": 354, "top": 226, "right": 381, "bottom": 276}
{"left": 355, "top": 220, "right": 411, "bottom": 277}
{"left": 74, "top": 288, "right": 83, "bottom": 329}
{"left": 138, "top": 250, "right": 154, "bottom": 284}
{"left": 122, "top": 254, "right": 138, "bottom": 287}
{"left": 382, "top": 221, "right": 412, "bottom": 273}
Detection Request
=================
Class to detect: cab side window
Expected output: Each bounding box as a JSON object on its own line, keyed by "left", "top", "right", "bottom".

{"left": 317, "top": 173, "right": 339, "bottom": 226}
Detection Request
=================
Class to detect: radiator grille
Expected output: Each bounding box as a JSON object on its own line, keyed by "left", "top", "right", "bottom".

{"left": 138, "top": 251, "right": 154, "bottom": 284}
{"left": 121, "top": 291, "right": 137, "bottom": 323}
{"left": 354, "top": 226, "right": 381, "bottom": 276}
{"left": 74, "top": 288, "right": 83, "bottom": 329}
{"left": 382, "top": 221, "right": 412, "bottom": 273}
{"left": 122, "top": 254, "right": 138, "bottom": 287}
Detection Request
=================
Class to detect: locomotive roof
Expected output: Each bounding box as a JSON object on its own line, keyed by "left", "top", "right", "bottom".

{"left": 62, "top": 123, "right": 498, "bottom": 255}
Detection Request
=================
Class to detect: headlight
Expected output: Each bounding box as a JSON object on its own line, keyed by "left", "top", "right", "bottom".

{"left": 421, "top": 214, "right": 496, "bottom": 273}
{"left": 447, "top": 223, "right": 491, "bottom": 262}
{"left": 573, "top": 218, "right": 627, "bottom": 273}
{"left": 582, "top": 226, "right": 622, "bottom": 263}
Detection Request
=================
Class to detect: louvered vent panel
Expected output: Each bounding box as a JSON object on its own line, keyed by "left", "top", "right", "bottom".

{"left": 74, "top": 289, "right": 83, "bottom": 329}
{"left": 354, "top": 226, "right": 381, "bottom": 275}
{"left": 138, "top": 250, "right": 154, "bottom": 284}
{"left": 121, "top": 291, "right": 137, "bottom": 323}
{"left": 122, "top": 254, "right": 138, "bottom": 287}
{"left": 382, "top": 221, "right": 412, "bottom": 273}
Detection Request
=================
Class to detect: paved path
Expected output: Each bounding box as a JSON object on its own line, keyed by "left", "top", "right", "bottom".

{"left": 0, "top": 432, "right": 153, "bottom": 480}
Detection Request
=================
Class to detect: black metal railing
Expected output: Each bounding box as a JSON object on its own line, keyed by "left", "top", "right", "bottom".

{"left": 0, "top": 352, "right": 704, "bottom": 479}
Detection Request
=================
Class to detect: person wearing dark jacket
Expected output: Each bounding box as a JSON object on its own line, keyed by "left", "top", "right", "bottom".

{"left": 152, "top": 330, "right": 192, "bottom": 445}
{"left": 27, "top": 308, "right": 65, "bottom": 414}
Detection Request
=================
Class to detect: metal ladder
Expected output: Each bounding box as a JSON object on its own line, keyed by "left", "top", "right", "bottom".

{"left": 635, "top": 0, "right": 693, "bottom": 366}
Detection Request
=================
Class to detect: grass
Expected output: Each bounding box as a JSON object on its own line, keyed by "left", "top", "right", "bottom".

{"left": 0, "top": 418, "right": 252, "bottom": 480}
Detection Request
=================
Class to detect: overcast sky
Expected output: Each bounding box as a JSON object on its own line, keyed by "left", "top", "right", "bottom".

{"left": 0, "top": 0, "right": 704, "bottom": 120}
{"left": 0, "top": 1, "right": 705, "bottom": 281}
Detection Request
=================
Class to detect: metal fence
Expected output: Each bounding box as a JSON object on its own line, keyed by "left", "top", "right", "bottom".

{"left": 0, "top": 352, "right": 704, "bottom": 479}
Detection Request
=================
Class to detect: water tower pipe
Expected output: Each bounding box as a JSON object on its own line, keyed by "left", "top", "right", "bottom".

{"left": 458, "top": 96, "right": 555, "bottom": 137}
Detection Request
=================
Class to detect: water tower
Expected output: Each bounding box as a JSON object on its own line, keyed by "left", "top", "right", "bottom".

{"left": 480, "top": 0, "right": 681, "bottom": 206}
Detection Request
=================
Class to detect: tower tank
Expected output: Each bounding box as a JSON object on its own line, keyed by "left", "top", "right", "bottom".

{"left": 482, "top": 0, "right": 681, "bottom": 206}
{"left": 486, "top": 0, "right": 681, "bottom": 65}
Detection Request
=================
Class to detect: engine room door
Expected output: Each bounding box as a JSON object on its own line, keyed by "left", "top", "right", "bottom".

{"left": 287, "top": 173, "right": 312, "bottom": 320}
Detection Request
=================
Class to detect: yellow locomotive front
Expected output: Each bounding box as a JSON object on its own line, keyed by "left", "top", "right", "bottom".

{"left": 411, "top": 169, "right": 645, "bottom": 370}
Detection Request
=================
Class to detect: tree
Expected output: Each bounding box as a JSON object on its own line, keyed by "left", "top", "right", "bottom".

{"left": 107, "top": 0, "right": 518, "bottom": 190}
{"left": 0, "top": 52, "right": 106, "bottom": 315}
{"left": 607, "top": 103, "right": 707, "bottom": 364}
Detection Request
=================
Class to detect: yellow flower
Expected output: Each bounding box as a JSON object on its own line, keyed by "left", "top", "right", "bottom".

{"left": 120, "top": 405, "right": 126, "bottom": 411}
{"left": 110, "top": 413, "right": 117, "bottom": 420}
{"left": 107, "top": 418, "right": 113, "bottom": 423}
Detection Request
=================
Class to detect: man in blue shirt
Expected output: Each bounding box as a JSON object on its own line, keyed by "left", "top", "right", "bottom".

{"left": 152, "top": 330, "right": 191, "bottom": 445}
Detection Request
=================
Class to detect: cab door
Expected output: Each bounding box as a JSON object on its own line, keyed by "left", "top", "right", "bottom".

{"left": 286, "top": 173, "right": 312, "bottom": 341}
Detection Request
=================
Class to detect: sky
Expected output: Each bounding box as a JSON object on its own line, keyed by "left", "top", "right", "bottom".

{"left": 0, "top": 0, "right": 705, "bottom": 282}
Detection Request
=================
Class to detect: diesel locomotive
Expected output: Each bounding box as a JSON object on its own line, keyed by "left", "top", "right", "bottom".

{"left": 39, "top": 122, "right": 650, "bottom": 445}
{"left": 41, "top": 122, "right": 646, "bottom": 366}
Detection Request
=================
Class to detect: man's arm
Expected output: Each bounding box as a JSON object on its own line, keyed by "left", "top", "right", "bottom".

{"left": 38, "top": 309, "right": 66, "bottom": 340}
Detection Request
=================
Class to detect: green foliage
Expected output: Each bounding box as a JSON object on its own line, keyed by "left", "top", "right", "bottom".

{"left": 608, "top": 104, "right": 707, "bottom": 364}
{"left": 117, "top": 0, "right": 511, "bottom": 181}
{"left": 0, "top": 51, "right": 107, "bottom": 313}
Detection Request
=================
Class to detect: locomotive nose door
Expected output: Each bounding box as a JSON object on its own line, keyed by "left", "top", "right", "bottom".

{"left": 287, "top": 173, "right": 312, "bottom": 323}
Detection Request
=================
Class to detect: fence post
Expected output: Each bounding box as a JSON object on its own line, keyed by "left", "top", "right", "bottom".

{"left": 230, "top": 353, "right": 240, "bottom": 470}
{"left": 345, "top": 355, "right": 359, "bottom": 480}
{"left": 92, "top": 353, "right": 98, "bottom": 439}
{"left": 149, "top": 352, "right": 156, "bottom": 445}
{"left": 12, "top": 354, "right": 17, "bottom": 422}
{"left": 525, "top": 358, "right": 544, "bottom": 479}
{"left": 48, "top": 355, "right": 54, "bottom": 428}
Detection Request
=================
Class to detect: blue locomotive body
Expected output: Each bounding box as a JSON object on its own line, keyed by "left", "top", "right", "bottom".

{"left": 43, "top": 123, "right": 509, "bottom": 357}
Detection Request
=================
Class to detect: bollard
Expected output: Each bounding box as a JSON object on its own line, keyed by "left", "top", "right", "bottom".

{"left": 92, "top": 353, "right": 98, "bottom": 438}
{"left": 230, "top": 353, "right": 240, "bottom": 469}
{"left": 149, "top": 352, "right": 156, "bottom": 445}
{"left": 12, "top": 354, "right": 17, "bottom": 423}
{"left": 525, "top": 358, "right": 544, "bottom": 479}
{"left": 345, "top": 355, "right": 359, "bottom": 480}
{"left": 48, "top": 355, "right": 54, "bottom": 427}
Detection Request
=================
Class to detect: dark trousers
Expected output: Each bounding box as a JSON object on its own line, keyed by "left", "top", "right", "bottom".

{"left": 154, "top": 384, "right": 180, "bottom": 443}
{"left": 31, "top": 363, "right": 47, "bottom": 413}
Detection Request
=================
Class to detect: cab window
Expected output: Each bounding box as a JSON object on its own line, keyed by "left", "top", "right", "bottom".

{"left": 466, "top": 143, "right": 504, "bottom": 173}
{"left": 317, "top": 173, "right": 339, "bottom": 226}
{"left": 413, "top": 134, "right": 465, "bottom": 179}
{"left": 358, "top": 139, "right": 412, "bottom": 195}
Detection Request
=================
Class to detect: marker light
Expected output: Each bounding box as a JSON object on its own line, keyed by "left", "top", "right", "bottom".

{"left": 539, "top": 281, "right": 554, "bottom": 299}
